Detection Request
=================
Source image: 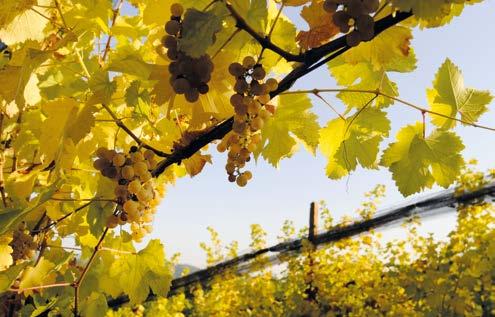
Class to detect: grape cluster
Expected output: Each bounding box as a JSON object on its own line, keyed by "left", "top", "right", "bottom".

{"left": 162, "top": 3, "right": 214, "bottom": 103}
{"left": 93, "top": 146, "right": 159, "bottom": 242}
{"left": 323, "top": 0, "right": 379, "bottom": 47}
{"left": 217, "top": 57, "right": 278, "bottom": 187}
{"left": 9, "top": 223, "right": 37, "bottom": 262}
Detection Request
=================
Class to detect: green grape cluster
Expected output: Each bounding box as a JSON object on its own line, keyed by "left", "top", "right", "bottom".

{"left": 324, "top": 0, "right": 379, "bottom": 47}
{"left": 162, "top": 3, "right": 214, "bottom": 103}
{"left": 217, "top": 57, "right": 278, "bottom": 187}
{"left": 93, "top": 146, "right": 158, "bottom": 242}
{"left": 9, "top": 223, "right": 37, "bottom": 262}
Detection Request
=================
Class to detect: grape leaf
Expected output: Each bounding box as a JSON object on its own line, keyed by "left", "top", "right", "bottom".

{"left": 320, "top": 108, "right": 390, "bottom": 179}
{"left": 87, "top": 176, "right": 116, "bottom": 237}
{"left": 108, "top": 47, "right": 154, "bottom": 79}
{"left": 231, "top": 0, "right": 269, "bottom": 33}
{"left": 18, "top": 258, "right": 57, "bottom": 295}
{"left": 179, "top": 9, "right": 223, "bottom": 58}
{"left": 259, "top": 93, "right": 320, "bottom": 167}
{"left": 39, "top": 98, "right": 96, "bottom": 165}
{"left": 5, "top": 168, "right": 40, "bottom": 204}
{"left": 0, "top": 233, "right": 13, "bottom": 271}
{"left": 0, "top": 1, "right": 49, "bottom": 44}
{"left": 109, "top": 239, "right": 172, "bottom": 304}
{"left": 296, "top": 0, "right": 339, "bottom": 49}
{"left": 391, "top": 0, "right": 482, "bottom": 28}
{"left": 0, "top": 262, "right": 29, "bottom": 291}
{"left": 0, "top": 180, "right": 61, "bottom": 235}
{"left": 88, "top": 70, "right": 117, "bottom": 105}
{"left": 183, "top": 153, "right": 212, "bottom": 177}
{"left": 81, "top": 292, "right": 108, "bottom": 317}
{"left": 427, "top": 58, "right": 493, "bottom": 129}
{"left": 381, "top": 123, "right": 465, "bottom": 196}
{"left": 328, "top": 26, "right": 416, "bottom": 109}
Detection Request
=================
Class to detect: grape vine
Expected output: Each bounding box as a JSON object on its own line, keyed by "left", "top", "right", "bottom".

{"left": 0, "top": 0, "right": 493, "bottom": 316}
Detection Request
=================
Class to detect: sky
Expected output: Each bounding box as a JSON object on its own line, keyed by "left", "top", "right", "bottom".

{"left": 141, "top": 1, "right": 495, "bottom": 267}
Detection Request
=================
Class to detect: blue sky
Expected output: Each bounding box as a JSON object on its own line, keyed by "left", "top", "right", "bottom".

{"left": 144, "top": 1, "right": 495, "bottom": 267}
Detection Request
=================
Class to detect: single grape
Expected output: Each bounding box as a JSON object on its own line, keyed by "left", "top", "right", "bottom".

{"left": 217, "top": 142, "right": 228, "bottom": 153}
{"left": 173, "top": 78, "right": 191, "bottom": 94}
{"left": 93, "top": 158, "right": 109, "bottom": 171}
{"left": 252, "top": 66, "right": 266, "bottom": 80}
{"left": 162, "top": 35, "right": 177, "bottom": 49}
{"left": 346, "top": 30, "right": 362, "bottom": 47}
{"left": 121, "top": 165, "right": 135, "bottom": 179}
{"left": 243, "top": 171, "right": 253, "bottom": 180}
{"left": 165, "top": 20, "right": 181, "bottom": 35}
{"left": 333, "top": 11, "right": 351, "bottom": 32}
{"left": 185, "top": 88, "right": 200, "bottom": 103}
{"left": 134, "top": 161, "right": 148, "bottom": 176}
{"left": 112, "top": 153, "right": 126, "bottom": 167}
{"left": 242, "top": 56, "right": 256, "bottom": 69}
{"left": 140, "top": 171, "right": 153, "bottom": 182}
{"left": 170, "top": 3, "right": 184, "bottom": 17}
{"left": 234, "top": 79, "right": 249, "bottom": 94}
{"left": 102, "top": 166, "right": 118, "bottom": 179}
{"left": 247, "top": 101, "right": 261, "bottom": 115}
{"left": 229, "top": 62, "right": 245, "bottom": 77}
{"left": 167, "top": 48, "right": 179, "bottom": 61}
{"left": 265, "top": 78, "right": 278, "bottom": 92}
{"left": 250, "top": 117, "right": 264, "bottom": 130}
{"left": 95, "top": 147, "right": 108, "bottom": 159}
{"left": 257, "top": 94, "right": 271, "bottom": 104}
{"left": 143, "top": 150, "right": 155, "bottom": 160}
{"left": 230, "top": 94, "right": 244, "bottom": 107}
{"left": 198, "top": 83, "right": 209, "bottom": 94}
{"left": 236, "top": 174, "right": 248, "bottom": 187}
{"left": 128, "top": 179, "right": 142, "bottom": 194}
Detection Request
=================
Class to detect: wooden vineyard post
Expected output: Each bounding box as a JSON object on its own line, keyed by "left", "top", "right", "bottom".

{"left": 306, "top": 202, "right": 319, "bottom": 303}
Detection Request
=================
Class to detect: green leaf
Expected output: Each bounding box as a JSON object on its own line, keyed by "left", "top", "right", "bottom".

{"left": 87, "top": 176, "right": 115, "bottom": 237}
{"left": 0, "top": 180, "right": 61, "bottom": 235}
{"left": 0, "top": 262, "right": 29, "bottom": 292}
{"left": 381, "top": 123, "right": 465, "bottom": 196}
{"left": 88, "top": 70, "right": 117, "bottom": 105}
{"left": 259, "top": 93, "right": 320, "bottom": 167}
{"left": 81, "top": 292, "right": 108, "bottom": 317}
{"left": 179, "top": 9, "right": 223, "bottom": 58}
{"left": 428, "top": 58, "right": 493, "bottom": 129}
{"left": 108, "top": 49, "right": 154, "bottom": 79}
{"left": 320, "top": 108, "right": 390, "bottom": 179}
{"left": 231, "top": 0, "right": 268, "bottom": 33}
{"left": 109, "top": 239, "right": 172, "bottom": 305}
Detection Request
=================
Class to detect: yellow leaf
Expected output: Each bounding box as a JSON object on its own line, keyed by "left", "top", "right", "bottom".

{"left": 19, "top": 257, "right": 56, "bottom": 296}
{"left": 296, "top": 0, "right": 339, "bottom": 49}
{"left": 0, "top": 234, "right": 13, "bottom": 271}
{"left": 0, "top": 0, "right": 50, "bottom": 44}
{"left": 183, "top": 153, "right": 212, "bottom": 177}
{"left": 5, "top": 168, "right": 40, "bottom": 202}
